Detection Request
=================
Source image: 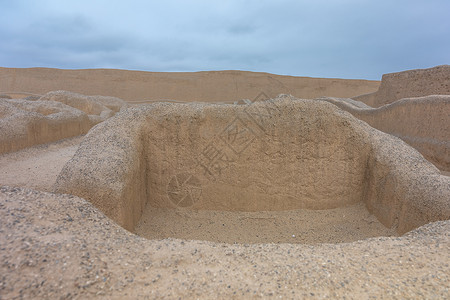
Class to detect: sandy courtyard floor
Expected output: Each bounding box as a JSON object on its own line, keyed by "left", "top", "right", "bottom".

{"left": 0, "top": 136, "right": 83, "bottom": 191}
{"left": 136, "top": 203, "right": 397, "bottom": 244}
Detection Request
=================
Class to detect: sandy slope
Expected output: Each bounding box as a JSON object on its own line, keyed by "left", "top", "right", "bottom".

{"left": 0, "top": 67, "right": 380, "bottom": 102}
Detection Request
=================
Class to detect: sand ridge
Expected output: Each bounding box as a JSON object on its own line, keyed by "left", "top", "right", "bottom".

{"left": 0, "top": 67, "right": 380, "bottom": 102}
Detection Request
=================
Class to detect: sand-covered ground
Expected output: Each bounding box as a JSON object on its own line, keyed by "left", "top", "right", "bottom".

{"left": 0, "top": 136, "right": 82, "bottom": 191}
{"left": 136, "top": 203, "right": 397, "bottom": 244}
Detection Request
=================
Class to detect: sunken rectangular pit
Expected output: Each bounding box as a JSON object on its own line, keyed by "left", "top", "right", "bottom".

{"left": 54, "top": 96, "right": 450, "bottom": 243}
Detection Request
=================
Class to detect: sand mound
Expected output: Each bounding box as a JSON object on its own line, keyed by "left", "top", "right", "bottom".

{"left": 319, "top": 95, "right": 450, "bottom": 171}
{"left": 354, "top": 65, "right": 450, "bottom": 107}
{"left": 54, "top": 95, "right": 449, "bottom": 236}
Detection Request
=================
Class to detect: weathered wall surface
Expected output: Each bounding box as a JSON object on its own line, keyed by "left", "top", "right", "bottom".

{"left": 319, "top": 95, "right": 450, "bottom": 171}
{"left": 54, "top": 96, "right": 450, "bottom": 234}
{"left": 0, "top": 91, "right": 128, "bottom": 154}
{"left": 0, "top": 99, "right": 92, "bottom": 154}
{"left": 0, "top": 67, "right": 380, "bottom": 103}
{"left": 354, "top": 65, "right": 450, "bottom": 107}
{"left": 39, "top": 90, "right": 128, "bottom": 114}
{"left": 144, "top": 98, "right": 370, "bottom": 213}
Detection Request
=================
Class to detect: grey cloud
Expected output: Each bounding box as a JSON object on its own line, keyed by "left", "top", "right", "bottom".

{"left": 29, "top": 14, "right": 92, "bottom": 36}
{"left": 227, "top": 24, "right": 257, "bottom": 35}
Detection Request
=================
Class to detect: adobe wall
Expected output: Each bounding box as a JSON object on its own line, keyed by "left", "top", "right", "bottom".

{"left": 54, "top": 96, "right": 450, "bottom": 234}
{"left": 354, "top": 65, "right": 450, "bottom": 107}
{"left": 320, "top": 95, "right": 450, "bottom": 171}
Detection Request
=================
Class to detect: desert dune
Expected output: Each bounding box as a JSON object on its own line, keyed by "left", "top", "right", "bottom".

{"left": 0, "top": 67, "right": 380, "bottom": 103}
{"left": 0, "top": 67, "right": 449, "bottom": 299}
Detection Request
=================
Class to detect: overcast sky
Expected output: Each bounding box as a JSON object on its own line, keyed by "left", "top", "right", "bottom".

{"left": 0, "top": 0, "right": 449, "bottom": 80}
